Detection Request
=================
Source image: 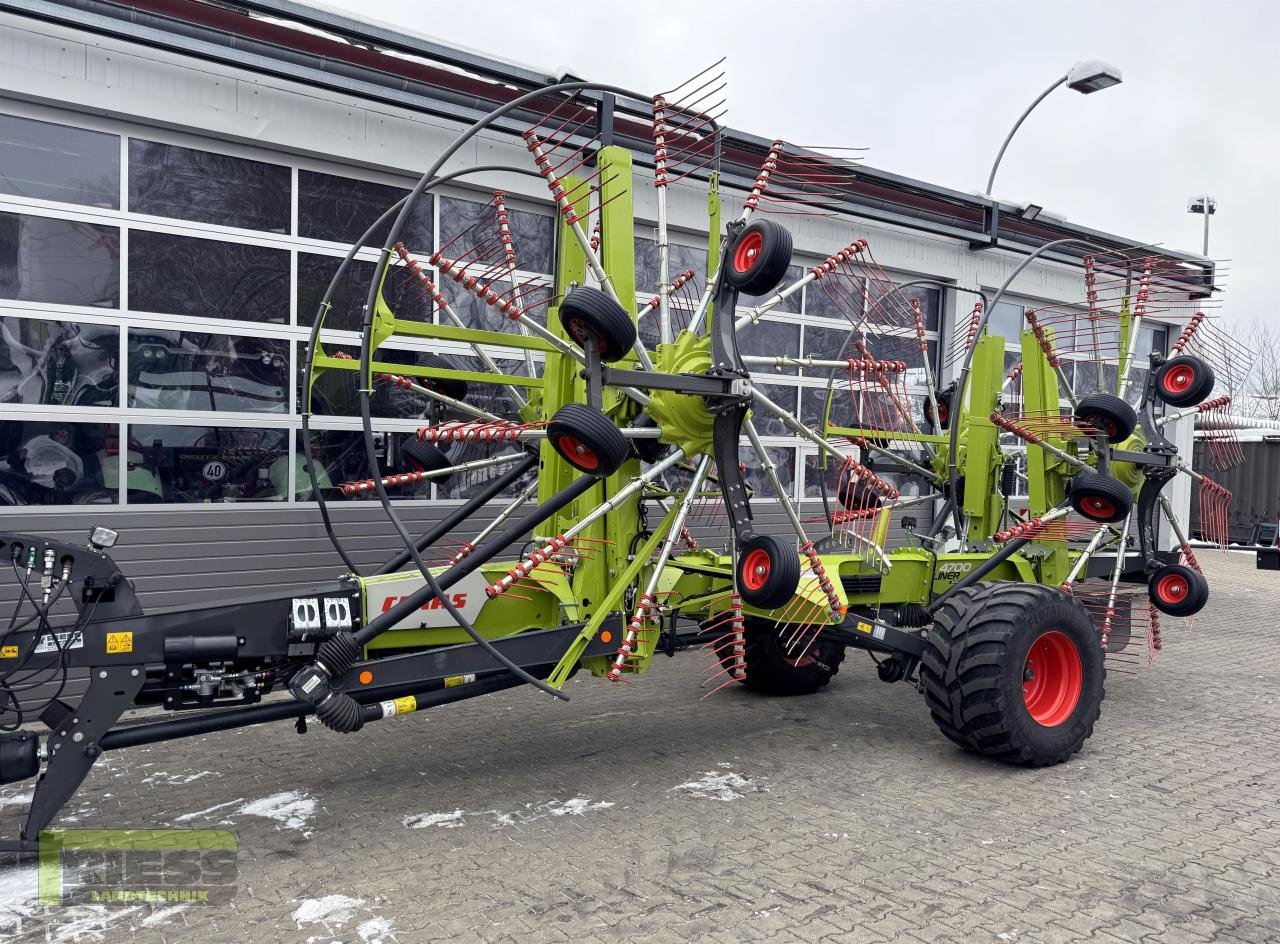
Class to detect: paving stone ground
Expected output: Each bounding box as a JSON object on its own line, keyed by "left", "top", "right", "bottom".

{"left": 1, "top": 553, "right": 1277, "bottom": 943}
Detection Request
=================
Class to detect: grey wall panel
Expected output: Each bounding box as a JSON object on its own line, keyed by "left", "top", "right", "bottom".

{"left": 0, "top": 498, "right": 908, "bottom": 614}
{"left": 1190, "top": 440, "right": 1280, "bottom": 544}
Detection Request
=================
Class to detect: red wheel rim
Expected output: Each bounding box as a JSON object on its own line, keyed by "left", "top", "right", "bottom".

{"left": 1080, "top": 495, "right": 1115, "bottom": 520}
{"left": 1022, "top": 630, "right": 1083, "bottom": 727}
{"left": 733, "top": 231, "right": 764, "bottom": 274}
{"left": 567, "top": 318, "right": 604, "bottom": 355}
{"left": 557, "top": 434, "right": 599, "bottom": 470}
{"left": 1156, "top": 571, "right": 1189, "bottom": 604}
{"left": 1163, "top": 365, "right": 1195, "bottom": 394}
{"left": 1085, "top": 416, "right": 1118, "bottom": 438}
{"left": 741, "top": 548, "right": 771, "bottom": 591}
{"left": 938, "top": 403, "right": 949, "bottom": 424}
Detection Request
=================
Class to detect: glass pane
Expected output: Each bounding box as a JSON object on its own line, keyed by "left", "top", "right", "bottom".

{"left": 635, "top": 235, "right": 708, "bottom": 294}
{"left": 738, "top": 318, "right": 800, "bottom": 376}
{"left": 0, "top": 212, "right": 119, "bottom": 307}
{"left": 871, "top": 284, "right": 940, "bottom": 332}
{"left": 127, "top": 329, "right": 288, "bottom": 413}
{"left": 986, "top": 302, "right": 1024, "bottom": 344}
{"left": 445, "top": 277, "right": 550, "bottom": 332}
{"left": 742, "top": 445, "right": 795, "bottom": 500}
{"left": 126, "top": 424, "right": 290, "bottom": 502}
{"left": 805, "top": 271, "right": 862, "bottom": 319}
{"left": 434, "top": 445, "right": 533, "bottom": 501}
{"left": 308, "top": 345, "right": 507, "bottom": 419}
{"left": 750, "top": 383, "right": 798, "bottom": 437}
{"left": 298, "top": 170, "right": 431, "bottom": 250}
{"left": 0, "top": 114, "right": 119, "bottom": 209}
{"left": 299, "top": 429, "right": 433, "bottom": 500}
{"left": 439, "top": 195, "right": 555, "bottom": 274}
{"left": 741, "top": 263, "right": 805, "bottom": 312}
{"left": 803, "top": 447, "right": 855, "bottom": 499}
{"left": 129, "top": 139, "right": 290, "bottom": 233}
{"left": 0, "top": 317, "right": 118, "bottom": 406}
{"left": 802, "top": 323, "right": 856, "bottom": 360}
{"left": 0, "top": 419, "right": 117, "bottom": 506}
{"left": 128, "top": 230, "right": 288, "bottom": 323}
{"left": 801, "top": 383, "right": 855, "bottom": 428}
{"left": 297, "top": 253, "right": 432, "bottom": 332}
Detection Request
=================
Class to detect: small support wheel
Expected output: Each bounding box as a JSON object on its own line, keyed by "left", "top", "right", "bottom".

{"left": 418, "top": 352, "right": 468, "bottom": 402}
{"left": 1067, "top": 471, "right": 1133, "bottom": 523}
{"left": 921, "top": 582, "right": 1105, "bottom": 766}
{"left": 725, "top": 619, "right": 846, "bottom": 695}
{"left": 629, "top": 413, "right": 670, "bottom": 464}
{"left": 558, "top": 286, "right": 637, "bottom": 363}
{"left": 1147, "top": 564, "right": 1209, "bottom": 616}
{"left": 547, "top": 403, "right": 629, "bottom": 476}
{"left": 400, "top": 435, "right": 452, "bottom": 481}
{"left": 736, "top": 534, "right": 801, "bottom": 610}
{"left": 924, "top": 386, "right": 953, "bottom": 430}
{"left": 1074, "top": 392, "right": 1137, "bottom": 443}
{"left": 1153, "top": 355, "right": 1215, "bottom": 407}
{"left": 838, "top": 478, "right": 882, "bottom": 512}
{"left": 723, "top": 219, "right": 794, "bottom": 296}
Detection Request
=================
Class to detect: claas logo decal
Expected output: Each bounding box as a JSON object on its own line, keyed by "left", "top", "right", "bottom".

{"left": 381, "top": 593, "right": 468, "bottom": 613}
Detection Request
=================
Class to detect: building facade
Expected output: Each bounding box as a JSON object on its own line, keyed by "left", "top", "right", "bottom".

{"left": 0, "top": 1, "right": 1208, "bottom": 612}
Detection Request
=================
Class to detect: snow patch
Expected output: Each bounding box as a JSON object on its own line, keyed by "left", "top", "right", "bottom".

{"left": 357, "top": 915, "right": 398, "bottom": 943}
{"left": 238, "top": 791, "right": 316, "bottom": 831}
{"left": 141, "top": 770, "right": 216, "bottom": 786}
{"left": 403, "top": 809, "right": 467, "bottom": 829}
{"left": 0, "top": 864, "right": 186, "bottom": 943}
{"left": 404, "top": 797, "right": 614, "bottom": 830}
{"left": 174, "top": 798, "right": 244, "bottom": 822}
{"left": 293, "top": 894, "right": 364, "bottom": 929}
{"left": 0, "top": 792, "right": 32, "bottom": 809}
{"left": 670, "top": 770, "right": 757, "bottom": 801}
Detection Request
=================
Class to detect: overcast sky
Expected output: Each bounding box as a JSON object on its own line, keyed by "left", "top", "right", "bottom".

{"left": 365, "top": 0, "right": 1277, "bottom": 325}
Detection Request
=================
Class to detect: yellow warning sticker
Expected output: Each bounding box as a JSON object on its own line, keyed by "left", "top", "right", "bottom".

{"left": 106, "top": 631, "right": 133, "bottom": 654}
{"left": 443, "top": 673, "right": 476, "bottom": 688}
{"left": 856, "top": 621, "right": 873, "bottom": 634}
{"left": 0, "top": 645, "right": 17, "bottom": 658}
{"left": 392, "top": 695, "right": 416, "bottom": 715}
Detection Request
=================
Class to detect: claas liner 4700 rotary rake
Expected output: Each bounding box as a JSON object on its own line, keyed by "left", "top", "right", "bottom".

{"left": 0, "top": 73, "right": 1246, "bottom": 849}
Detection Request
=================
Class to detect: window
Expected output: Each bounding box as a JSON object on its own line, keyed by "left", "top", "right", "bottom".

{"left": 0, "top": 317, "right": 118, "bottom": 406}
{"left": 0, "top": 212, "right": 119, "bottom": 307}
{"left": 297, "top": 254, "right": 432, "bottom": 332}
{"left": 737, "top": 318, "right": 800, "bottom": 375}
{"left": 309, "top": 344, "right": 468, "bottom": 419}
{"left": 986, "top": 301, "right": 1024, "bottom": 343}
{"left": 741, "top": 264, "right": 805, "bottom": 312}
{"left": 742, "top": 444, "right": 796, "bottom": 500}
{"left": 805, "top": 271, "right": 862, "bottom": 319}
{"left": 0, "top": 114, "right": 119, "bottom": 209}
{"left": 299, "top": 429, "right": 434, "bottom": 500}
{"left": 298, "top": 170, "right": 432, "bottom": 250}
{"left": 129, "top": 139, "right": 290, "bottom": 233}
{"left": 127, "top": 329, "right": 288, "bottom": 413}
{"left": 128, "top": 230, "right": 289, "bottom": 323}
{"left": 439, "top": 195, "right": 555, "bottom": 274}
{"left": 635, "top": 235, "right": 708, "bottom": 294}
{"left": 0, "top": 419, "right": 116, "bottom": 505}
{"left": 126, "top": 424, "right": 290, "bottom": 503}
{"left": 873, "top": 284, "right": 940, "bottom": 332}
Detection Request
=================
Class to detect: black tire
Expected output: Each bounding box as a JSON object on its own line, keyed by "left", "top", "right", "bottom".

{"left": 921, "top": 582, "right": 1105, "bottom": 766}
{"left": 418, "top": 353, "right": 468, "bottom": 402}
{"left": 1153, "top": 355, "right": 1215, "bottom": 407}
{"left": 728, "top": 619, "right": 846, "bottom": 696}
{"left": 628, "top": 413, "right": 670, "bottom": 463}
{"left": 558, "top": 286, "right": 637, "bottom": 363}
{"left": 736, "top": 534, "right": 801, "bottom": 609}
{"left": 547, "top": 403, "right": 629, "bottom": 476}
{"left": 838, "top": 477, "right": 882, "bottom": 512}
{"left": 400, "top": 436, "right": 452, "bottom": 480}
{"left": 1074, "top": 392, "right": 1137, "bottom": 443}
{"left": 924, "top": 388, "right": 953, "bottom": 430}
{"left": 723, "top": 219, "right": 793, "bottom": 296}
{"left": 1147, "top": 564, "right": 1209, "bottom": 617}
{"left": 1067, "top": 471, "right": 1133, "bottom": 523}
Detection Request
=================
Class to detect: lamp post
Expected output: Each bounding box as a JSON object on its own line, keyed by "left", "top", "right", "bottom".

{"left": 1188, "top": 195, "right": 1216, "bottom": 256}
{"left": 983, "top": 60, "right": 1123, "bottom": 196}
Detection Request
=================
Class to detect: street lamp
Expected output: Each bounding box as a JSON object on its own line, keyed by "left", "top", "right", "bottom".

{"left": 1187, "top": 195, "right": 1216, "bottom": 256}
{"left": 983, "top": 60, "right": 1123, "bottom": 196}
